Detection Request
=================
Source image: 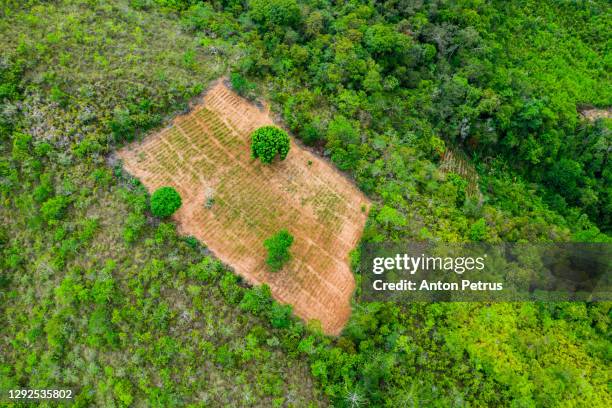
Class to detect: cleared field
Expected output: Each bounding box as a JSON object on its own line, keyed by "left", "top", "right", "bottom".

{"left": 118, "top": 80, "right": 370, "bottom": 335}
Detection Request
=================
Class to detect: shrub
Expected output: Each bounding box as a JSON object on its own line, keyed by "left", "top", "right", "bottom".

{"left": 150, "top": 186, "right": 182, "bottom": 218}
{"left": 468, "top": 218, "right": 488, "bottom": 241}
{"left": 269, "top": 303, "right": 292, "bottom": 328}
{"left": 251, "top": 126, "right": 290, "bottom": 164}
{"left": 183, "top": 236, "right": 199, "bottom": 249}
{"left": 33, "top": 173, "right": 53, "bottom": 203}
{"left": 11, "top": 132, "right": 31, "bottom": 161}
{"left": 240, "top": 284, "right": 273, "bottom": 315}
{"left": 40, "top": 196, "right": 70, "bottom": 223}
{"left": 447, "top": 173, "right": 468, "bottom": 206}
{"left": 264, "top": 229, "right": 294, "bottom": 271}
{"left": 113, "top": 379, "right": 134, "bottom": 407}
{"left": 181, "top": 2, "right": 215, "bottom": 32}
{"left": 123, "top": 212, "right": 146, "bottom": 244}
{"left": 230, "top": 72, "right": 255, "bottom": 97}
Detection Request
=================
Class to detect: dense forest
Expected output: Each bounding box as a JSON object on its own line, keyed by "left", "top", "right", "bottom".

{"left": 1, "top": 0, "right": 610, "bottom": 407}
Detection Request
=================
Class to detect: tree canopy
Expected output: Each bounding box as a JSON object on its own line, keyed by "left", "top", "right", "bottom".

{"left": 264, "top": 229, "right": 294, "bottom": 271}
{"left": 250, "top": 126, "right": 290, "bottom": 164}
{"left": 150, "top": 186, "right": 182, "bottom": 218}
{"left": 1, "top": 0, "right": 610, "bottom": 406}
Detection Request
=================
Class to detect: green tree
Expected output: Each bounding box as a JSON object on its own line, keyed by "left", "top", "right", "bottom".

{"left": 251, "top": 126, "right": 290, "bottom": 164}
{"left": 40, "top": 196, "right": 70, "bottom": 223}
{"left": 113, "top": 379, "right": 134, "bottom": 407}
{"left": 327, "top": 115, "right": 360, "bottom": 170}
{"left": 545, "top": 158, "right": 583, "bottom": 204}
{"left": 364, "top": 24, "right": 409, "bottom": 55}
{"left": 469, "top": 218, "right": 487, "bottom": 241}
{"left": 150, "top": 187, "right": 182, "bottom": 218}
{"left": 11, "top": 132, "right": 31, "bottom": 161}
{"left": 264, "top": 229, "right": 294, "bottom": 271}
{"left": 240, "top": 284, "right": 273, "bottom": 315}
{"left": 248, "top": 0, "right": 301, "bottom": 30}
{"left": 376, "top": 205, "right": 407, "bottom": 229}
{"left": 269, "top": 303, "right": 292, "bottom": 328}
{"left": 447, "top": 173, "right": 468, "bottom": 207}
{"left": 230, "top": 72, "right": 255, "bottom": 97}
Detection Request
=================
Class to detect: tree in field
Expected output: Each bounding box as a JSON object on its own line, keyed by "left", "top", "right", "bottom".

{"left": 251, "top": 126, "right": 290, "bottom": 164}
{"left": 150, "top": 186, "right": 182, "bottom": 218}
{"left": 264, "top": 229, "right": 294, "bottom": 272}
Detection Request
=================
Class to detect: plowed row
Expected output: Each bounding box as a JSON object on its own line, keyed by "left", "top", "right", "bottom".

{"left": 440, "top": 149, "right": 482, "bottom": 200}
{"left": 118, "top": 80, "right": 370, "bottom": 334}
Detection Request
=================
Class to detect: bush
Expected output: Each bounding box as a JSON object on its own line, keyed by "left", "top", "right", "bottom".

{"left": 150, "top": 187, "right": 182, "bottom": 218}
{"left": 11, "top": 132, "right": 31, "bottom": 161}
{"left": 240, "top": 284, "right": 273, "bottom": 315}
{"left": 180, "top": 2, "right": 215, "bottom": 32}
{"left": 40, "top": 196, "right": 70, "bottom": 223}
{"left": 123, "top": 212, "right": 146, "bottom": 244}
{"left": 264, "top": 229, "right": 294, "bottom": 271}
{"left": 251, "top": 126, "right": 290, "bottom": 164}
{"left": 469, "top": 218, "right": 487, "bottom": 241}
{"left": 230, "top": 72, "right": 255, "bottom": 97}
{"left": 269, "top": 303, "right": 292, "bottom": 328}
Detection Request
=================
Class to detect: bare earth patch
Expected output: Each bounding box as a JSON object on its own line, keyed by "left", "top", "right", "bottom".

{"left": 579, "top": 107, "right": 611, "bottom": 121}
{"left": 118, "top": 80, "right": 370, "bottom": 335}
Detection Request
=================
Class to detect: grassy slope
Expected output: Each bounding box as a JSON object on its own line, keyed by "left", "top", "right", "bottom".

{"left": 0, "top": 1, "right": 325, "bottom": 406}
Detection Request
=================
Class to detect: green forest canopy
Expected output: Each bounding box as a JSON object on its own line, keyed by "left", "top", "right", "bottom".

{"left": 0, "top": 0, "right": 610, "bottom": 406}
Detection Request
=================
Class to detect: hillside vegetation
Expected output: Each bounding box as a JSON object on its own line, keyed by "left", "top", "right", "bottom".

{"left": 1, "top": 0, "right": 610, "bottom": 407}
{"left": 0, "top": 2, "right": 325, "bottom": 406}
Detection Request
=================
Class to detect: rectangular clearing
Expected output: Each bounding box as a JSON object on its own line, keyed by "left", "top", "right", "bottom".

{"left": 117, "top": 80, "right": 370, "bottom": 334}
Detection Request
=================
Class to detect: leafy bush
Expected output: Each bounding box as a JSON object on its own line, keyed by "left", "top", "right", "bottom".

{"left": 180, "top": 2, "right": 215, "bottom": 31}
{"left": 268, "top": 303, "right": 292, "bottom": 328}
{"left": 150, "top": 187, "right": 182, "bottom": 218}
{"left": 230, "top": 72, "right": 256, "bottom": 98}
{"left": 109, "top": 103, "right": 161, "bottom": 143}
{"left": 40, "top": 196, "right": 70, "bottom": 223}
{"left": 11, "top": 132, "right": 31, "bottom": 161}
{"left": 251, "top": 126, "right": 290, "bottom": 164}
{"left": 240, "top": 284, "right": 273, "bottom": 315}
{"left": 264, "top": 229, "right": 294, "bottom": 271}
{"left": 447, "top": 173, "right": 468, "bottom": 207}
{"left": 469, "top": 218, "right": 487, "bottom": 241}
